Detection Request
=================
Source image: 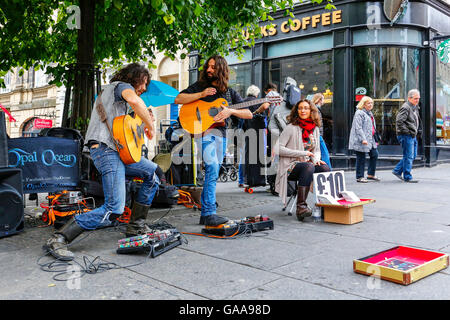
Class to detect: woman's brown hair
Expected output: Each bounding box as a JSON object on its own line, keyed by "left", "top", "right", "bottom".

{"left": 199, "top": 55, "right": 229, "bottom": 94}
{"left": 287, "top": 99, "right": 321, "bottom": 127}
{"left": 110, "top": 63, "right": 151, "bottom": 88}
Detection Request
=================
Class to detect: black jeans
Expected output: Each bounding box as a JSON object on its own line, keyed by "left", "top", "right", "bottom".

{"left": 287, "top": 162, "right": 330, "bottom": 187}
{"left": 354, "top": 148, "right": 378, "bottom": 179}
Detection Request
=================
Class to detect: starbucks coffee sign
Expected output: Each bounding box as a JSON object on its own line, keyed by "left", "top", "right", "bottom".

{"left": 437, "top": 39, "right": 450, "bottom": 64}
{"left": 242, "top": 9, "right": 343, "bottom": 41}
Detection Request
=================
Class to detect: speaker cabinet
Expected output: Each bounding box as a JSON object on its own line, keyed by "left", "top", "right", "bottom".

{"left": 0, "top": 168, "right": 24, "bottom": 238}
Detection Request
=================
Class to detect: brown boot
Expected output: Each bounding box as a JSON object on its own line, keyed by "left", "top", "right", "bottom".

{"left": 43, "top": 217, "right": 84, "bottom": 261}
{"left": 296, "top": 186, "right": 312, "bottom": 221}
{"left": 125, "top": 201, "right": 152, "bottom": 237}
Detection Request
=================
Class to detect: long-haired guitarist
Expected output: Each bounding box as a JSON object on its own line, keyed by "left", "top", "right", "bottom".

{"left": 44, "top": 63, "right": 160, "bottom": 261}
{"left": 174, "top": 55, "right": 252, "bottom": 226}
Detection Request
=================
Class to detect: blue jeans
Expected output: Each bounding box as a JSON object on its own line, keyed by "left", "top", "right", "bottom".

{"left": 75, "top": 144, "right": 160, "bottom": 230}
{"left": 319, "top": 136, "right": 332, "bottom": 170}
{"left": 393, "top": 135, "right": 417, "bottom": 181}
{"left": 238, "top": 163, "right": 245, "bottom": 184}
{"left": 355, "top": 148, "right": 378, "bottom": 179}
{"left": 238, "top": 144, "right": 245, "bottom": 184}
{"left": 198, "top": 134, "right": 226, "bottom": 216}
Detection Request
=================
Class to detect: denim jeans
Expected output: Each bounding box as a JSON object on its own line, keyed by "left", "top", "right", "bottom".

{"left": 354, "top": 148, "right": 378, "bottom": 179}
{"left": 75, "top": 144, "right": 160, "bottom": 230}
{"left": 319, "top": 136, "right": 332, "bottom": 170}
{"left": 198, "top": 134, "right": 226, "bottom": 217}
{"left": 393, "top": 135, "right": 417, "bottom": 181}
{"left": 238, "top": 144, "right": 245, "bottom": 184}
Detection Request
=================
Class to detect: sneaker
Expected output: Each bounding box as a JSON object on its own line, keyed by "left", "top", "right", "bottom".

{"left": 199, "top": 214, "right": 229, "bottom": 226}
{"left": 356, "top": 177, "right": 369, "bottom": 183}
{"left": 392, "top": 171, "right": 403, "bottom": 181}
{"left": 404, "top": 179, "right": 419, "bottom": 183}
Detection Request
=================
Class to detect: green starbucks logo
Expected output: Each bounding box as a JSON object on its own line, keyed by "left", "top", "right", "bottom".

{"left": 437, "top": 39, "right": 450, "bottom": 64}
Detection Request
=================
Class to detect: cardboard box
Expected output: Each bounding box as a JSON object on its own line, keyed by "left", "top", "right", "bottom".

{"left": 316, "top": 198, "right": 375, "bottom": 225}
{"left": 353, "top": 246, "right": 449, "bottom": 285}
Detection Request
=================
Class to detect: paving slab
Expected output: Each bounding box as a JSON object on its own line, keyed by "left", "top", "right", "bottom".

{"left": 2, "top": 163, "right": 450, "bottom": 301}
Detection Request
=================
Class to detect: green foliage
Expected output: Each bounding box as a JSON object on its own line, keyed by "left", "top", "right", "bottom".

{"left": 0, "top": 0, "right": 333, "bottom": 84}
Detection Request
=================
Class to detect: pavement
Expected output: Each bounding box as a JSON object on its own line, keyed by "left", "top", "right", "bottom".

{"left": 1, "top": 163, "right": 450, "bottom": 303}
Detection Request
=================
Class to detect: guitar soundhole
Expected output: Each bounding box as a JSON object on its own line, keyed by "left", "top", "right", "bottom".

{"left": 208, "top": 108, "right": 220, "bottom": 117}
{"left": 136, "top": 125, "right": 142, "bottom": 137}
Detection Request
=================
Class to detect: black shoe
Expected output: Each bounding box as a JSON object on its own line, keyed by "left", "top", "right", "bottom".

{"left": 392, "top": 171, "right": 403, "bottom": 181}
{"left": 199, "top": 215, "right": 229, "bottom": 226}
{"left": 404, "top": 179, "right": 419, "bottom": 183}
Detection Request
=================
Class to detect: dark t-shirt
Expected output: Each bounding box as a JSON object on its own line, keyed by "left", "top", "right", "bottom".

{"left": 114, "top": 82, "right": 134, "bottom": 103}
{"left": 180, "top": 81, "right": 243, "bottom": 136}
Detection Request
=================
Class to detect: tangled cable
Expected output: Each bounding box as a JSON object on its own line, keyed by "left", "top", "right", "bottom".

{"left": 36, "top": 208, "right": 183, "bottom": 282}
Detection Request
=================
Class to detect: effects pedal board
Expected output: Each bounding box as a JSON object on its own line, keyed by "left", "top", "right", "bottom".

{"left": 117, "top": 228, "right": 183, "bottom": 257}
{"left": 202, "top": 215, "right": 274, "bottom": 236}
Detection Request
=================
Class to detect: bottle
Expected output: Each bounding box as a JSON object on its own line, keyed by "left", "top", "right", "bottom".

{"left": 312, "top": 205, "right": 322, "bottom": 222}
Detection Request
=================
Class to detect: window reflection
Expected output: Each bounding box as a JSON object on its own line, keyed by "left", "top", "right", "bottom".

{"left": 266, "top": 52, "right": 333, "bottom": 150}
{"left": 353, "top": 47, "right": 421, "bottom": 152}
{"left": 228, "top": 63, "right": 252, "bottom": 99}
{"left": 436, "top": 46, "right": 450, "bottom": 146}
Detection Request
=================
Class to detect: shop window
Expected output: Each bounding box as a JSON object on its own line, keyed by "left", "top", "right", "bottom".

{"left": 0, "top": 71, "right": 11, "bottom": 93}
{"left": 267, "top": 34, "right": 333, "bottom": 58}
{"left": 353, "top": 47, "right": 421, "bottom": 153}
{"left": 353, "top": 28, "right": 422, "bottom": 46}
{"left": 228, "top": 63, "right": 252, "bottom": 99}
{"left": 436, "top": 47, "right": 450, "bottom": 147}
{"left": 266, "top": 51, "right": 333, "bottom": 151}
{"left": 21, "top": 117, "right": 41, "bottom": 137}
{"left": 225, "top": 49, "right": 251, "bottom": 65}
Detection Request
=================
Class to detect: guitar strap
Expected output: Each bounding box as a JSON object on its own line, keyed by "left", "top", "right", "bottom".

{"left": 224, "top": 88, "right": 234, "bottom": 128}
{"left": 96, "top": 90, "right": 124, "bottom": 151}
{"left": 225, "top": 88, "right": 232, "bottom": 105}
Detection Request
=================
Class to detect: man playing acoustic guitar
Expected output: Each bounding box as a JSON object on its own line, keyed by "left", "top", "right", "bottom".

{"left": 44, "top": 63, "right": 160, "bottom": 261}
{"left": 175, "top": 55, "right": 253, "bottom": 226}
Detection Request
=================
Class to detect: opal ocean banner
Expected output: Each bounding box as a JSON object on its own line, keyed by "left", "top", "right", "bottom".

{"left": 7, "top": 137, "right": 80, "bottom": 193}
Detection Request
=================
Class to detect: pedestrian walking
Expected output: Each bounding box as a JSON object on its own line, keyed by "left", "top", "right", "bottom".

{"left": 392, "top": 89, "right": 422, "bottom": 183}
{"left": 312, "top": 93, "right": 332, "bottom": 170}
{"left": 348, "top": 96, "right": 380, "bottom": 183}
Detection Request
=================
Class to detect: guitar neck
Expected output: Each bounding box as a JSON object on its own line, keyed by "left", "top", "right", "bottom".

{"left": 229, "top": 98, "right": 274, "bottom": 110}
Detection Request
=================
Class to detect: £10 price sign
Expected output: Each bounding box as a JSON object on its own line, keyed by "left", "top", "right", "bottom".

{"left": 313, "top": 171, "right": 346, "bottom": 203}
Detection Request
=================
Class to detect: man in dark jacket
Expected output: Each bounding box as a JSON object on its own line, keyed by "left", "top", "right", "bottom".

{"left": 392, "top": 89, "right": 421, "bottom": 183}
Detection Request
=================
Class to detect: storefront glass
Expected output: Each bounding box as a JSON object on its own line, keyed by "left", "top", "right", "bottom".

{"left": 436, "top": 47, "right": 450, "bottom": 146}
{"left": 353, "top": 47, "right": 421, "bottom": 153}
{"left": 228, "top": 63, "right": 252, "bottom": 99}
{"left": 266, "top": 51, "right": 333, "bottom": 150}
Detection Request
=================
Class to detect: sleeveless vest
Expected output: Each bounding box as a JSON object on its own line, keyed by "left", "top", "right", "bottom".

{"left": 84, "top": 81, "right": 129, "bottom": 152}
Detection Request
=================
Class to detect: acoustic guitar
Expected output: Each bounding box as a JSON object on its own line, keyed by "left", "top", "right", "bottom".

{"left": 112, "top": 114, "right": 147, "bottom": 165}
{"left": 179, "top": 96, "right": 283, "bottom": 135}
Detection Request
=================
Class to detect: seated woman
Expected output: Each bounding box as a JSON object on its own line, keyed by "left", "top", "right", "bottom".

{"left": 274, "top": 99, "right": 330, "bottom": 221}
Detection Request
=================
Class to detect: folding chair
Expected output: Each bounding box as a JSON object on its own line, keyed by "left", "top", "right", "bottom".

{"left": 282, "top": 180, "right": 297, "bottom": 216}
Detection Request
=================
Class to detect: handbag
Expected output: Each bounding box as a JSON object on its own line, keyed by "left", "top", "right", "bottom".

{"left": 373, "top": 131, "right": 381, "bottom": 143}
